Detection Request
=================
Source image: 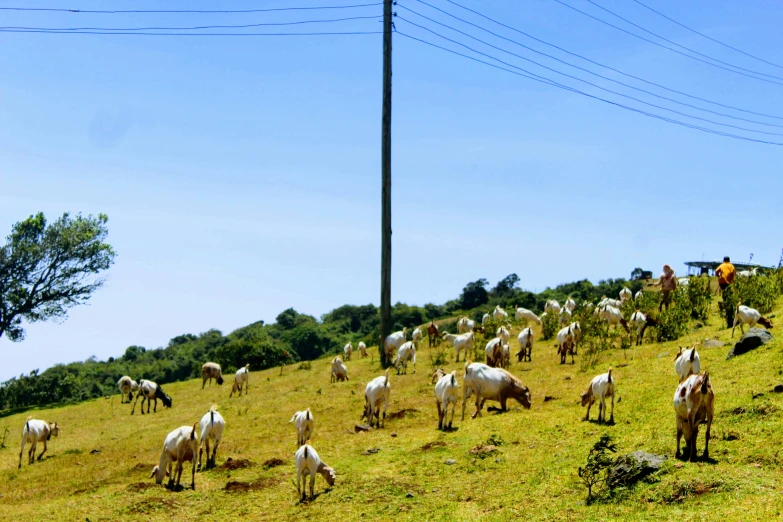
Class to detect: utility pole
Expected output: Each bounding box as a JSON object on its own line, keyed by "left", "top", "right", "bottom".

{"left": 379, "top": 0, "right": 393, "bottom": 368}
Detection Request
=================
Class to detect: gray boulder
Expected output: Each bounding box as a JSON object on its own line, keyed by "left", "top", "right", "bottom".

{"left": 607, "top": 451, "right": 666, "bottom": 488}
{"left": 727, "top": 328, "right": 774, "bottom": 360}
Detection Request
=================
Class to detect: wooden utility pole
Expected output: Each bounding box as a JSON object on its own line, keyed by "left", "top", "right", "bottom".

{"left": 379, "top": 0, "right": 393, "bottom": 368}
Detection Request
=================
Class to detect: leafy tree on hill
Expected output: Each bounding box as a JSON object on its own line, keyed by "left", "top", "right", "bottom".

{"left": 460, "top": 279, "right": 489, "bottom": 310}
{"left": 491, "top": 273, "right": 520, "bottom": 298}
{"left": 0, "top": 212, "right": 116, "bottom": 341}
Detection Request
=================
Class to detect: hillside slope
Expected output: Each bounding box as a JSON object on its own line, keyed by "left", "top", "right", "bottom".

{"left": 1, "top": 298, "right": 782, "bottom": 521}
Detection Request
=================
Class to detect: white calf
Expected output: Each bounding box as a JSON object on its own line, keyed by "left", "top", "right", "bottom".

{"left": 441, "top": 331, "right": 474, "bottom": 363}
{"left": 18, "top": 418, "right": 60, "bottom": 468}
{"left": 290, "top": 408, "right": 314, "bottom": 446}
{"left": 732, "top": 303, "right": 773, "bottom": 338}
{"left": 434, "top": 370, "right": 459, "bottom": 430}
{"left": 516, "top": 327, "right": 534, "bottom": 362}
{"left": 150, "top": 423, "right": 199, "bottom": 490}
{"left": 362, "top": 369, "right": 391, "bottom": 428}
{"left": 674, "top": 346, "right": 701, "bottom": 382}
{"left": 393, "top": 341, "right": 416, "bottom": 374}
{"left": 515, "top": 307, "right": 541, "bottom": 325}
{"left": 295, "top": 443, "right": 336, "bottom": 501}
{"left": 229, "top": 364, "right": 250, "bottom": 397}
{"left": 198, "top": 406, "right": 225, "bottom": 470}
{"left": 581, "top": 369, "right": 615, "bottom": 424}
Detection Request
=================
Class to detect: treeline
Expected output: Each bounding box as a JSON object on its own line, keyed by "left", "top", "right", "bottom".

{"left": 0, "top": 272, "right": 643, "bottom": 411}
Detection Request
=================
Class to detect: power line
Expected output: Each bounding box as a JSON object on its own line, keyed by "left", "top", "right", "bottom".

{"left": 396, "top": 16, "right": 783, "bottom": 136}
{"left": 550, "top": 0, "right": 783, "bottom": 86}
{"left": 0, "top": 29, "right": 382, "bottom": 36}
{"left": 435, "top": 0, "right": 783, "bottom": 121}
{"left": 630, "top": 0, "right": 783, "bottom": 71}
{"left": 395, "top": 30, "right": 783, "bottom": 146}
{"left": 582, "top": 0, "right": 783, "bottom": 81}
{"left": 0, "top": 3, "right": 383, "bottom": 14}
{"left": 0, "top": 16, "right": 381, "bottom": 32}
{"left": 399, "top": 3, "right": 783, "bottom": 129}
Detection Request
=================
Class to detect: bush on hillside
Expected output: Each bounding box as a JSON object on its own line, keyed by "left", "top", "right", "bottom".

{"left": 655, "top": 288, "right": 690, "bottom": 342}
{"left": 685, "top": 275, "right": 712, "bottom": 322}
{"left": 733, "top": 274, "right": 778, "bottom": 314}
{"left": 541, "top": 312, "right": 559, "bottom": 341}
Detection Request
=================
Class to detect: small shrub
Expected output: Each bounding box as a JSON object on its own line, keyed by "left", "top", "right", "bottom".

{"left": 722, "top": 284, "right": 738, "bottom": 329}
{"left": 685, "top": 275, "right": 712, "bottom": 321}
{"left": 656, "top": 288, "right": 690, "bottom": 342}
{"left": 541, "top": 312, "right": 559, "bottom": 341}
{"left": 577, "top": 434, "right": 618, "bottom": 503}
{"left": 297, "top": 361, "right": 312, "bottom": 371}
{"left": 485, "top": 433, "right": 505, "bottom": 447}
{"left": 429, "top": 344, "right": 449, "bottom": 372}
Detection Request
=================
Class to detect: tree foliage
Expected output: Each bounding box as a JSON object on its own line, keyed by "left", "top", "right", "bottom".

{"left": 0, "top": 212, "right": 115, "bottom": 341}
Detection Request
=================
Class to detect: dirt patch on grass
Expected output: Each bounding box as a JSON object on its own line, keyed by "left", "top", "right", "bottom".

{"left": 131, "top": 463, "right": 149, "bottom": 471}
{"left": 662, "top": 480, "right": 732, "bottom": 503}
{"left": 263, "top": 457, "right": 285, "bottom": 468}
{"left": 421, "top": 441, "right": 446, "bottom": 451}
{"left": 729, "top": 403, "right": 778, "bottom": 417}
{"left": 220, "top": 458, "right": 255, "bottom": 471}
{"left": 388, "top": 408, "right": 419, "bottom": 419}
{"left": 131, "top": 498, "right": 179, "bottom": 513}
{"left": 470, "top": 444, "right": 498, "bottom": 458}
{"left": 224, "top": 478, "right": 276, "bottom": 493}
{"left": 127, "top": 482, "right": 156, "bottom": 492}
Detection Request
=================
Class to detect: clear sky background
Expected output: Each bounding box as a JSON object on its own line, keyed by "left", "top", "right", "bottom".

{"left": 1, "top": 0, "right": 781, "bottom": 380}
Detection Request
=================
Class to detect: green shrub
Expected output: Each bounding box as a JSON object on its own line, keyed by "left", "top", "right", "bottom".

{"left": 685, "top": 275, "right": 712, "bottom": 321}
{"left": 541, "top": 312, "right": 559, "bottom": 341}
{"left": 733, "top": 274, "right": 778, "bottom": 314}
{"left": 578, "top": 434, "right": 618, "bottom": 503}
{"left": 656, "top": 287, "right": 690, "bottom": 342}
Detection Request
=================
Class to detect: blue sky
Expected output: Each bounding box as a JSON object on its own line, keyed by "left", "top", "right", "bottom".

{"left": 1, "top": 0, "right": 781, "bottom": 380}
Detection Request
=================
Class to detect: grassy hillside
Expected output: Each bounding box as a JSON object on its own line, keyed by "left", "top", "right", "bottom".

{"left": 1, "top": 296, "right": 782, "bottom": 521}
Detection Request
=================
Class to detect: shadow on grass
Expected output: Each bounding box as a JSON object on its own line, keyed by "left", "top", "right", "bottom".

{"left": 675, "top": 452, "right": 718, "bottom": 465}
{"left": 298, "top": 488, "right": 332, "bottom": 504}
{"left": 584, "top": 418, "right": 616, "bottom": 426}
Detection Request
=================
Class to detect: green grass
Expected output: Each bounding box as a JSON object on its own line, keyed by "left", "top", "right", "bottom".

{"left": 2, "top": 296, "right": 783, "bottom": 521}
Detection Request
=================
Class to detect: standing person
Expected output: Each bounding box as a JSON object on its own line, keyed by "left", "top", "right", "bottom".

{"left": 716, "top": 256, "right": 736, "bottom": 293}
{"left": 650, "top": 264, "right": 678, "bottom": 311}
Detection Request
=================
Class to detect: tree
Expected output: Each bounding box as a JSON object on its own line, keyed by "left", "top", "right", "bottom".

{"left": 630, "top": 267, "right": 644, "bottom": 280}
{"left": 491, "top": 273, "right": 520, "bottom": 298}
{"left": 0, "top": 212, "right": 115, "bottom": 341}
{"left": 460, "top": 279, "right": 489, "bottom": 310}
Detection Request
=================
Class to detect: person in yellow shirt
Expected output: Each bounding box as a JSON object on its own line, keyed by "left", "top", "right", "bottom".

{"left": 715, "top": 256, "right": 735, "bottom": 292}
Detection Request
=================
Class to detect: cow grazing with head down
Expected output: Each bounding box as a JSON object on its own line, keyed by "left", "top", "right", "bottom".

{"left": 201, "top": 362, "right": 224, "bottom": 388}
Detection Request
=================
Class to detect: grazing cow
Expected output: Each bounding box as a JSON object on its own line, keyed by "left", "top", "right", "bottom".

{"left": 564, "top": 297, "right": 576, "bottom": 313}
{"left": 384, "top": 330, "right": 406, "bottom": 358}
{"left": 493, "top": 305, "right": 509, "bottom": 323}
{"left": 630, "top": 311, "right": 659, "bottom": 346}
{"left": 581, "top": 369, "right": 615, "bottom": 424}
{"left": 330, "top": 356, "right": 349, "bottom": 383}
{"left": 440, "top": 331, "right": 474, "bottom": 363}
{"left": 295, "top": 443, "right": 336, "bottom": 501}
{"left": 544, "top": 300, "right": 561, "bottom": 315}
{"left": 358, "top": 341, "right": 368, "bottom": 357}
{"left": 201, "top": 362, "right": 224, "bottom": 388}
{"left": 198, "top": 406, "right": 225, "bottom": 470}
{"left": 485, "top": 337, "right": 504, "bottom": 367}
{"left": 482, "top": 313, "right": 490, "bottom": 326}
{"left": 732, "top": 303, "right": 773, "bottom": 338}
{"left": 18, "top": 418, "right": 60, "bottom": 468}
{"left": 427, "top": 321, "right": 440, "bottom": 347}
{"left": 412, "top": 327, "right": 423, "bottom": 343}
{"left": 599, "top": 304, "right": 630, "bottom": 333}
{"left": 132, "top": 379, "right": 172, "bottom": 415}
{"left": 392, "top": 341, "right": 416, "bottom": 375}
{"left": 556, "top": 325, "right": 576, "bottom": 365}
{"left": 559, "top": 307, "right": 572, "bottom": 326}
{"left": 515, "top": 307, "right": 541, "bottom": 325}
{"left": 619, "top": 287, "right": 632, "bottom": 302}
{"left": 462, "top": 362, "right": 531, "bottom": 419}
{"left": 674, "top": 372, "right": 714, "bottom": 462}
{"left": 516, "top": 327, "right": 534, "bottom": 362}
{"left": 229, "top": 364, "right": 250, "bottom": 397}
{"left": 117, "top": 376, "right": 138, "bottom": 404}
{"left": 457, "top": 317, "right": 476, "bottom": 334}
{"left": 361, "top": 369, "right": 391, "bottom": 429}
{"left": 290, "top": 408, "right": 314, "bottom": 446}
{"left": 433, "top": 369, "right": 459, "bottom": 430}
{"left": 343, "top": 342, "right": 353, "bottom": 361}
{"left": 150, "top": 423, "right": 199, "bottom": 490}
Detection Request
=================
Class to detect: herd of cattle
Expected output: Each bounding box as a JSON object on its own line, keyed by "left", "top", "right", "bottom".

{"left": 15, "top": 287, "right": 775, "bottom": 501}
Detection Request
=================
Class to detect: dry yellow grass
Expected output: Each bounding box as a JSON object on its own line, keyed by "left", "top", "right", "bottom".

{"left": 1, "top": 296, "right": 782, "bottom": 521}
